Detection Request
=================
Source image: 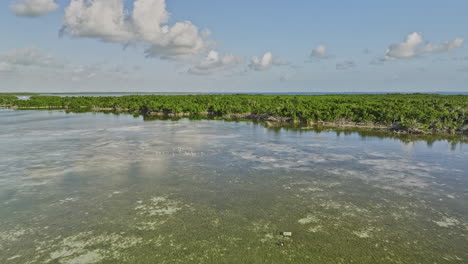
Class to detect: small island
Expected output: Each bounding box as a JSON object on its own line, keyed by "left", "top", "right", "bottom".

{"left": 1, "top": 93, "right": 467, "bottom": 135}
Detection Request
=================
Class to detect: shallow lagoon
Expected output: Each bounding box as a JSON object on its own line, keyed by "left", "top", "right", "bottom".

{"left": 0, "top": 109, "right": 467, "bottom": 263}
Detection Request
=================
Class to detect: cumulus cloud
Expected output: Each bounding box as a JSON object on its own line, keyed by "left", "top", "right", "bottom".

{"left": 385, "top": 32, "right": 464, "bottom": 60}
{"left": 336, "top": 60, "right": 356, "bottom": 70}
{"left": 188, "top": 50, "right": 244, "bottom": 75}
{"left": 10, "top": 0, "right": 58, "bottom": 17}
{"left": 385, "top": 32, "right": 424, "bottom": 59}
{"left": 61, "top": 0, "right": 212, "bottom": 60}
{"left": 422, "top": 38, "right": 464, "bottom": 53}
{"left": 310, "top": 44, "right": 331, "bottom": 59}
{"left": 248, "top": 52, "right": 288, "bottom": 71}
{"left": 0, "top": 47, "right": 63, "bottom": 70}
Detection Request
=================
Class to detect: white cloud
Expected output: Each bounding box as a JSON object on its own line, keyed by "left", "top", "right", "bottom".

{"left": 248, "top": 52, "right": 288, "bottom": 71}
{"left": 385, "top": 32, "right": 464, "bottom": 60}
{"left": 0, "top": 47, "right": 140, "bottom": 84}
{"left": 422, "top": 38, "right": 464, "bottom": 53}
{"left": 188, "top": 50, "right": 244, "bottom": 75}
{"left": 336, "top": 60, "right": 356, "bottom": 70}
{"left": 61, "top": 0, "right": 212, "bottom": 60}
{"left": 10, "top": 0, "right": 58, "bottom": 17}
{"left": 385, "top": 32, "right": 424, "bottom": 59}
{"left": 0, "top": 47, "right": 63, "bottom": 69}
{"left": 310, "top": 44, "right": 330, "bottom": 59}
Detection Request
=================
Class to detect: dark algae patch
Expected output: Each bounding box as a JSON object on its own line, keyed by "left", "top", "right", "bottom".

{"left": 0, "top": 110, "right": 467, "bottom": 263}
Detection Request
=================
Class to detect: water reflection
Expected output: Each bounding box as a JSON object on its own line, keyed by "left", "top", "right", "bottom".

{"left": 0, "top": 109, "right": 467, "bottom": 263}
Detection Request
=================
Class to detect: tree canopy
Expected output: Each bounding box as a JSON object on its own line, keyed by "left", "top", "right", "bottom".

{"left": 2, "top": 94, "right": 467, "bottom": 133}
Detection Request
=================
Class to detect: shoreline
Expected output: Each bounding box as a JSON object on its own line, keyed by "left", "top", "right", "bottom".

{"left": 3, "top": 105, "right": 467, "bottom": 136}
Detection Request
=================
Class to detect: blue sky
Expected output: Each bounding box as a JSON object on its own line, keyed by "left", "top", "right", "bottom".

{"left": 0, "top": 0, "right": 467, "bottom": 93}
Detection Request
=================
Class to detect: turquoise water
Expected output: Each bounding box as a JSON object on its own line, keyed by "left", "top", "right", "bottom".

{"left": 0, "top": 109, "right": 467, "bottom": 263}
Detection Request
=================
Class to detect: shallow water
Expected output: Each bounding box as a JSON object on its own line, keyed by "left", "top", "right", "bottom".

{"left": 0, "top": 109, "right": 467, "bottom": 263}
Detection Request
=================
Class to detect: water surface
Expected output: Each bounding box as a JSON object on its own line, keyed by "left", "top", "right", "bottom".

{"left": 0, "top": 109, "right": 467, "bottom": 263}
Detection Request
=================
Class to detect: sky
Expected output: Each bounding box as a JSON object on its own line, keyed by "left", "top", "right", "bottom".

{"left": 0, "top": 0, "right": 467, "bottom": 93}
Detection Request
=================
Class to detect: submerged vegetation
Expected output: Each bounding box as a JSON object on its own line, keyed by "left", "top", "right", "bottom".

{"left": 1, "top": 94, "right": 467, "bottom": 134}
{"left": 1, "top": 109, "right": 468, "bottom": 263}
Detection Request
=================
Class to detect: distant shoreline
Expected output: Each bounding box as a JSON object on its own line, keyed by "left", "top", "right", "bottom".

{"left": 2, "top": 91, "right": 468, "bottom": 96}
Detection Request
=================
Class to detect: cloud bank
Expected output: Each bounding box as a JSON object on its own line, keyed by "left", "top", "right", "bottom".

{"left": 61, "top": 0, "right": 212, "bottom": 60}
{"left": 10, "top": 0, "right": 58, "bottom": 17}
{"left": 0, "top": 46, "right": 140, "bottom": 84}
{"left": 385, "top": 32, "right": 464, "bottom": 60}
{"left": 0, "top": 47, "right": 63, "bottom": 70}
